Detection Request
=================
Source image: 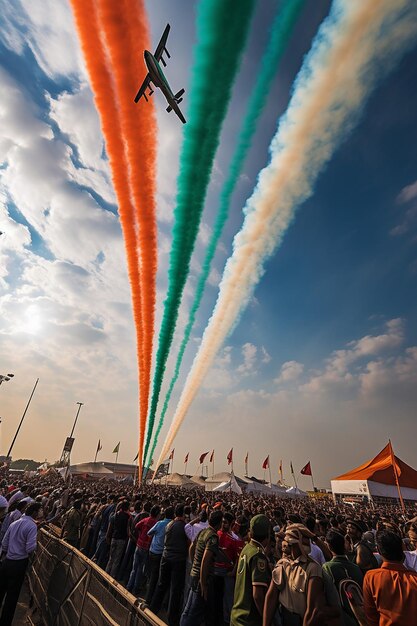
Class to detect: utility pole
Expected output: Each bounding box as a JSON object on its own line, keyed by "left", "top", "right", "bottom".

{"left": 7, "top": 378, "right": 39, "bottom": 459}
{"left": 58, "top": 402, "right": 84, "bottom": 468}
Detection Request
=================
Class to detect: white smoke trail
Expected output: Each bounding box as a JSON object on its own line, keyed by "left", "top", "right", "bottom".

{"left": 155, "top": 0, "right": 417, "bottom": 469}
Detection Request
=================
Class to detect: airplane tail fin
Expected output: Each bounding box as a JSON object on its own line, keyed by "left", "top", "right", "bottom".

{"left": 174, "top": 89, "right": 185, "bottom": 102}
{"left": 167, "top": 89, "right": 185, "bottom": 113}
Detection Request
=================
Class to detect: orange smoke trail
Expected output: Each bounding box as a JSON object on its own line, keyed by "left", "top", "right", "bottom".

{"left": 69, "top": 0, "right": 146, "bottom": 474}
{"left": 97, "top": 0, "right": 157, "bottom": 475}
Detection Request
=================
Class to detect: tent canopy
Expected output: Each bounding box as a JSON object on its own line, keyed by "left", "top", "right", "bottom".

{"left": 70, "top": 463, "right": 114, "bottom": 475}
{"left": 286, "top": 486, "right": 308, "bottom": 497}
{"left": 332, "top": 443, "right": 417, "bottom": 489}
{"left": 213, "top": 474, "right": 242, "bottom": 495}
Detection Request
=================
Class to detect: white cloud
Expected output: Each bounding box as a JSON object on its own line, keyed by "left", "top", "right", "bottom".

{"left": 300, "top": 319, "right": 405, "bottom": 395}
{"left": 391, "top": 180, "right": 417, "bottom": 236}
{"left": 1, "top": 0, "right": 85, "bottom": 79}
{"left": 237, "top": 342, "right": 258, "bottom": 375}
{"left": 275, "top": 360, "right": 304, "bottom": 384}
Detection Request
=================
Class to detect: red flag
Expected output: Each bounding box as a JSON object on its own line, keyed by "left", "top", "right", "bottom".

{"left": 262, "top": 455, "right": 269, "bottom": 470}
{"left": 300, "top": 461, "right": 312, "bottom": 476}
{"left": 227, "top": 448, "right": 233, "bottom": 465}
{"left": 184, "top": 452, "right": 189, "bottom": 464}
{"left": 199, "top": 451, "right": 209, "bottom": 464}
{"left": 169, "top": 449, "right": 175, "bottom": 461}
{"left": 209, "top": 450, "right": 214, "bottom": 463}
{"left": 244, "top": 452, "right": 248, "bottom": 464}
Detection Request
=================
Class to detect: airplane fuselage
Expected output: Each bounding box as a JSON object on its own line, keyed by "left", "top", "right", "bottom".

{"left": 144, "top": 50, "right": 175, "bottom": 101}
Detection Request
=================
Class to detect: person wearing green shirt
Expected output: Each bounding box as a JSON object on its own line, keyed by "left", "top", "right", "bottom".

{"left": 231, "top": 514, "right": 271, "bottom": 626}
{"left": 180, "top": 510, "right": 223, "bottom": 626}
{"left": 61, "top": 500, "right": 82, "bottom": 549}
{"left": 323, "top": 529, "right": 364, "bottom": 626}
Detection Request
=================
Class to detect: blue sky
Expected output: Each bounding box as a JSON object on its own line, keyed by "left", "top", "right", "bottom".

{"left": 0, "top": 0, "right": 417, "bottom": 487}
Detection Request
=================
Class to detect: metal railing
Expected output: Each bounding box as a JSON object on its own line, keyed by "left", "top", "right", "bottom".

{"left": 27, "top": 529, "right": 166, "bottom": 626}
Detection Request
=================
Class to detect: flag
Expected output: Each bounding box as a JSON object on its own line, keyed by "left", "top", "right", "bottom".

{"left": 279, "top": 459, "right": 283, "bottom": 479}
{"left": 199, "top": 451, "right": 209, "bottom": 464}
{"left": 262, "top": 455, "right": 269, "bottom": 470}
{"left": 245, "top": 452, "right": 248, "bottom": 465}
{"left": 133, "top": 452, "right": 139, "bottom": 462}
{"left": 227, "top": 448, "right": 233, "bottom": 465}
{"left": 96, "top": 439, "right": 102, "bottom": 453}
{"left": 169, "top": 449, "right": 175, "bottom": 460}
{"left": 300, "top": 461, "right": 312, "bottom": 476}
{"left": 112, "top": 442, "right": 120, "bottom": 454}
{"left": 290, "top": 461, "right": 294, "bottom": 475}
{"left": 184, "top": 452, "right": 189, "bottom": 464}
{"left": 209, "top": 449, "right": 214, "bottom": 463}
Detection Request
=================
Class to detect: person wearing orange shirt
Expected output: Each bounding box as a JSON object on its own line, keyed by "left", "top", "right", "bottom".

{"left": 363, "top": 529, "right": 417, "bottom": 626}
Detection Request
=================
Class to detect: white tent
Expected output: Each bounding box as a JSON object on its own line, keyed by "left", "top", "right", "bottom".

{"left": 153, "top": 472, "right": 196, "bottom": 488}
{"left": 212, "top": 473, "right": 242, "bottom": 495}
{"left": 245, "top": 481, "right": 273, "bottom": 494}
{"left": 204, "top": 472, "right": 247, "bottom": 492}
{"left": 189, "top": 475, "right": 207, "bottom": 487}
{"left": 270, "top": 484, "right": 289, "bottom": 496}
{"left": 286, "top": 486, "right": 308, "bottom": 498}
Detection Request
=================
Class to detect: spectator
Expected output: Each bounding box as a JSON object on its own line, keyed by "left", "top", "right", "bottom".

{"left": 127, "top": 504, "right": 160, "bottom": 596}
{"left": 61, "top": 499, "right": 82, "bottom": 549}
{"left": 106, "top": 500, "right": 130, "bottom": 578}
{"left": 0, "top": 502, "right": 42, "bottom": 626}
{"left": 231, "top": 514, "right": 271, "bottom": 626}
{"left": 145, "top": 505, "right": 174, "bottom": 604}
{"left": 323, "top": 529, "right": 364, "bottom": 626}
{"left": 363, "top": 529, "right": 417, "bottom": 626}
{"left": 180, "top": 510, "right": 223, "bottom": 626}
{"left": 151, "top": 503, "right": 188, "bottom": 626}
{"left": 263, "top": 523, "right": 340, "bottom": 626}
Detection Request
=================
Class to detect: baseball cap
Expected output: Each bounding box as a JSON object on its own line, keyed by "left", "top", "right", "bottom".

{"left": 250, "top": 514, "right": 270, "bottom": 538}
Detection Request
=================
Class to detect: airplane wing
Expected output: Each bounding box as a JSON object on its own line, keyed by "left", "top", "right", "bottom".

{"left": 154, "top": 24, "right": 171, "bottom": 64}
{"left": 134, "top": 73, "right": 151, "bottom": 103}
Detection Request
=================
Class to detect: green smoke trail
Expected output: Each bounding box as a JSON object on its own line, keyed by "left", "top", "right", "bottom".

{"left": 146, "top": 0, "right": 305, "bottom": 467}
{"left": 143, "top": 0, "right": 256, "bottom": 464}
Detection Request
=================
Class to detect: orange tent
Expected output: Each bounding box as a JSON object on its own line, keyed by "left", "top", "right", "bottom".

{"left": 331, "top": 443, "right": 417, "bottom": 502}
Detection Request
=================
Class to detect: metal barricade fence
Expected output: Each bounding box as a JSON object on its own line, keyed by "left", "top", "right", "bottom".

{"left": 27, "top": 528, "right": 166, "bottom": 626}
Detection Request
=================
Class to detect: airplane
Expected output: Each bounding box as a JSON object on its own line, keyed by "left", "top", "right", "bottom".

{"left": 134, "top": 24, "right": 186, "bottom": 124}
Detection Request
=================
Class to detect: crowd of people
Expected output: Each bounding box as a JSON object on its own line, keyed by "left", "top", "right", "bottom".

{"left": 0, "top": 473, "right": 416, "bottom": 626}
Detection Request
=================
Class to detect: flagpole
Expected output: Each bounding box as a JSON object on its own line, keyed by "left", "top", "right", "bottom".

{"left": 268, "top": 459, "right": 272, "bottom": 486}
{"left": 389, "top": 439, "right": 405, "bottom": 514}
{"left": 291, "top": 462, "right": 298, "bottom": 489}
{"left": 212, "top": 453, "right": 215, "bottom": 478}
{"left": 311, "top": 473, "right": 315, "bottom": 492}
{"left": 245, "top": 453, "right": 248, "bottom": 477}
{"left": 184, "top": 459, "right": 187, "bottom": 475}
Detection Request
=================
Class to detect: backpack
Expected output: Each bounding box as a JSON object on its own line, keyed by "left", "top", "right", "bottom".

{"left": 328, "top": 566, "right": 366, "bottom": 626}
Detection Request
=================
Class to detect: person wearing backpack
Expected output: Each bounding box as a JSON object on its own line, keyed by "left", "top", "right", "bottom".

{"left": 323, "top": 530, "right": 366, "bottom": 626}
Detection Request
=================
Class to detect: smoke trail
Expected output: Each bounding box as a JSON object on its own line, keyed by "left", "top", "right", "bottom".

{"left": 155, "top": 0, "right": 417, "bottom": 468}
{"left": 146, "top": 0, "right": 306, "bottom": 466}
{"left": 69, "top": 0, "right": 146, "bottom": 463}
{"left": 97, "top": 0, "right": 157, "bottom": 475}
{"left": 143, "top": 0, "right": 256, "bottom": 463}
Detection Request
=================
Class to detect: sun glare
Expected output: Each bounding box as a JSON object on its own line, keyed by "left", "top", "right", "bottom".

{"left": 22, "top": 305, "right": 42, "bottom": 335}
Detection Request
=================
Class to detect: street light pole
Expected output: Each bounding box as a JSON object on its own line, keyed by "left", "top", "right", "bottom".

{"left": 6, "top": 378, "right": 39, "bottom": 458}
{"left": 69, "top": 402, "right": 84, "bottom": 438}
{"left": 58, "top": 402, "right": 84, "bottom": 468}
